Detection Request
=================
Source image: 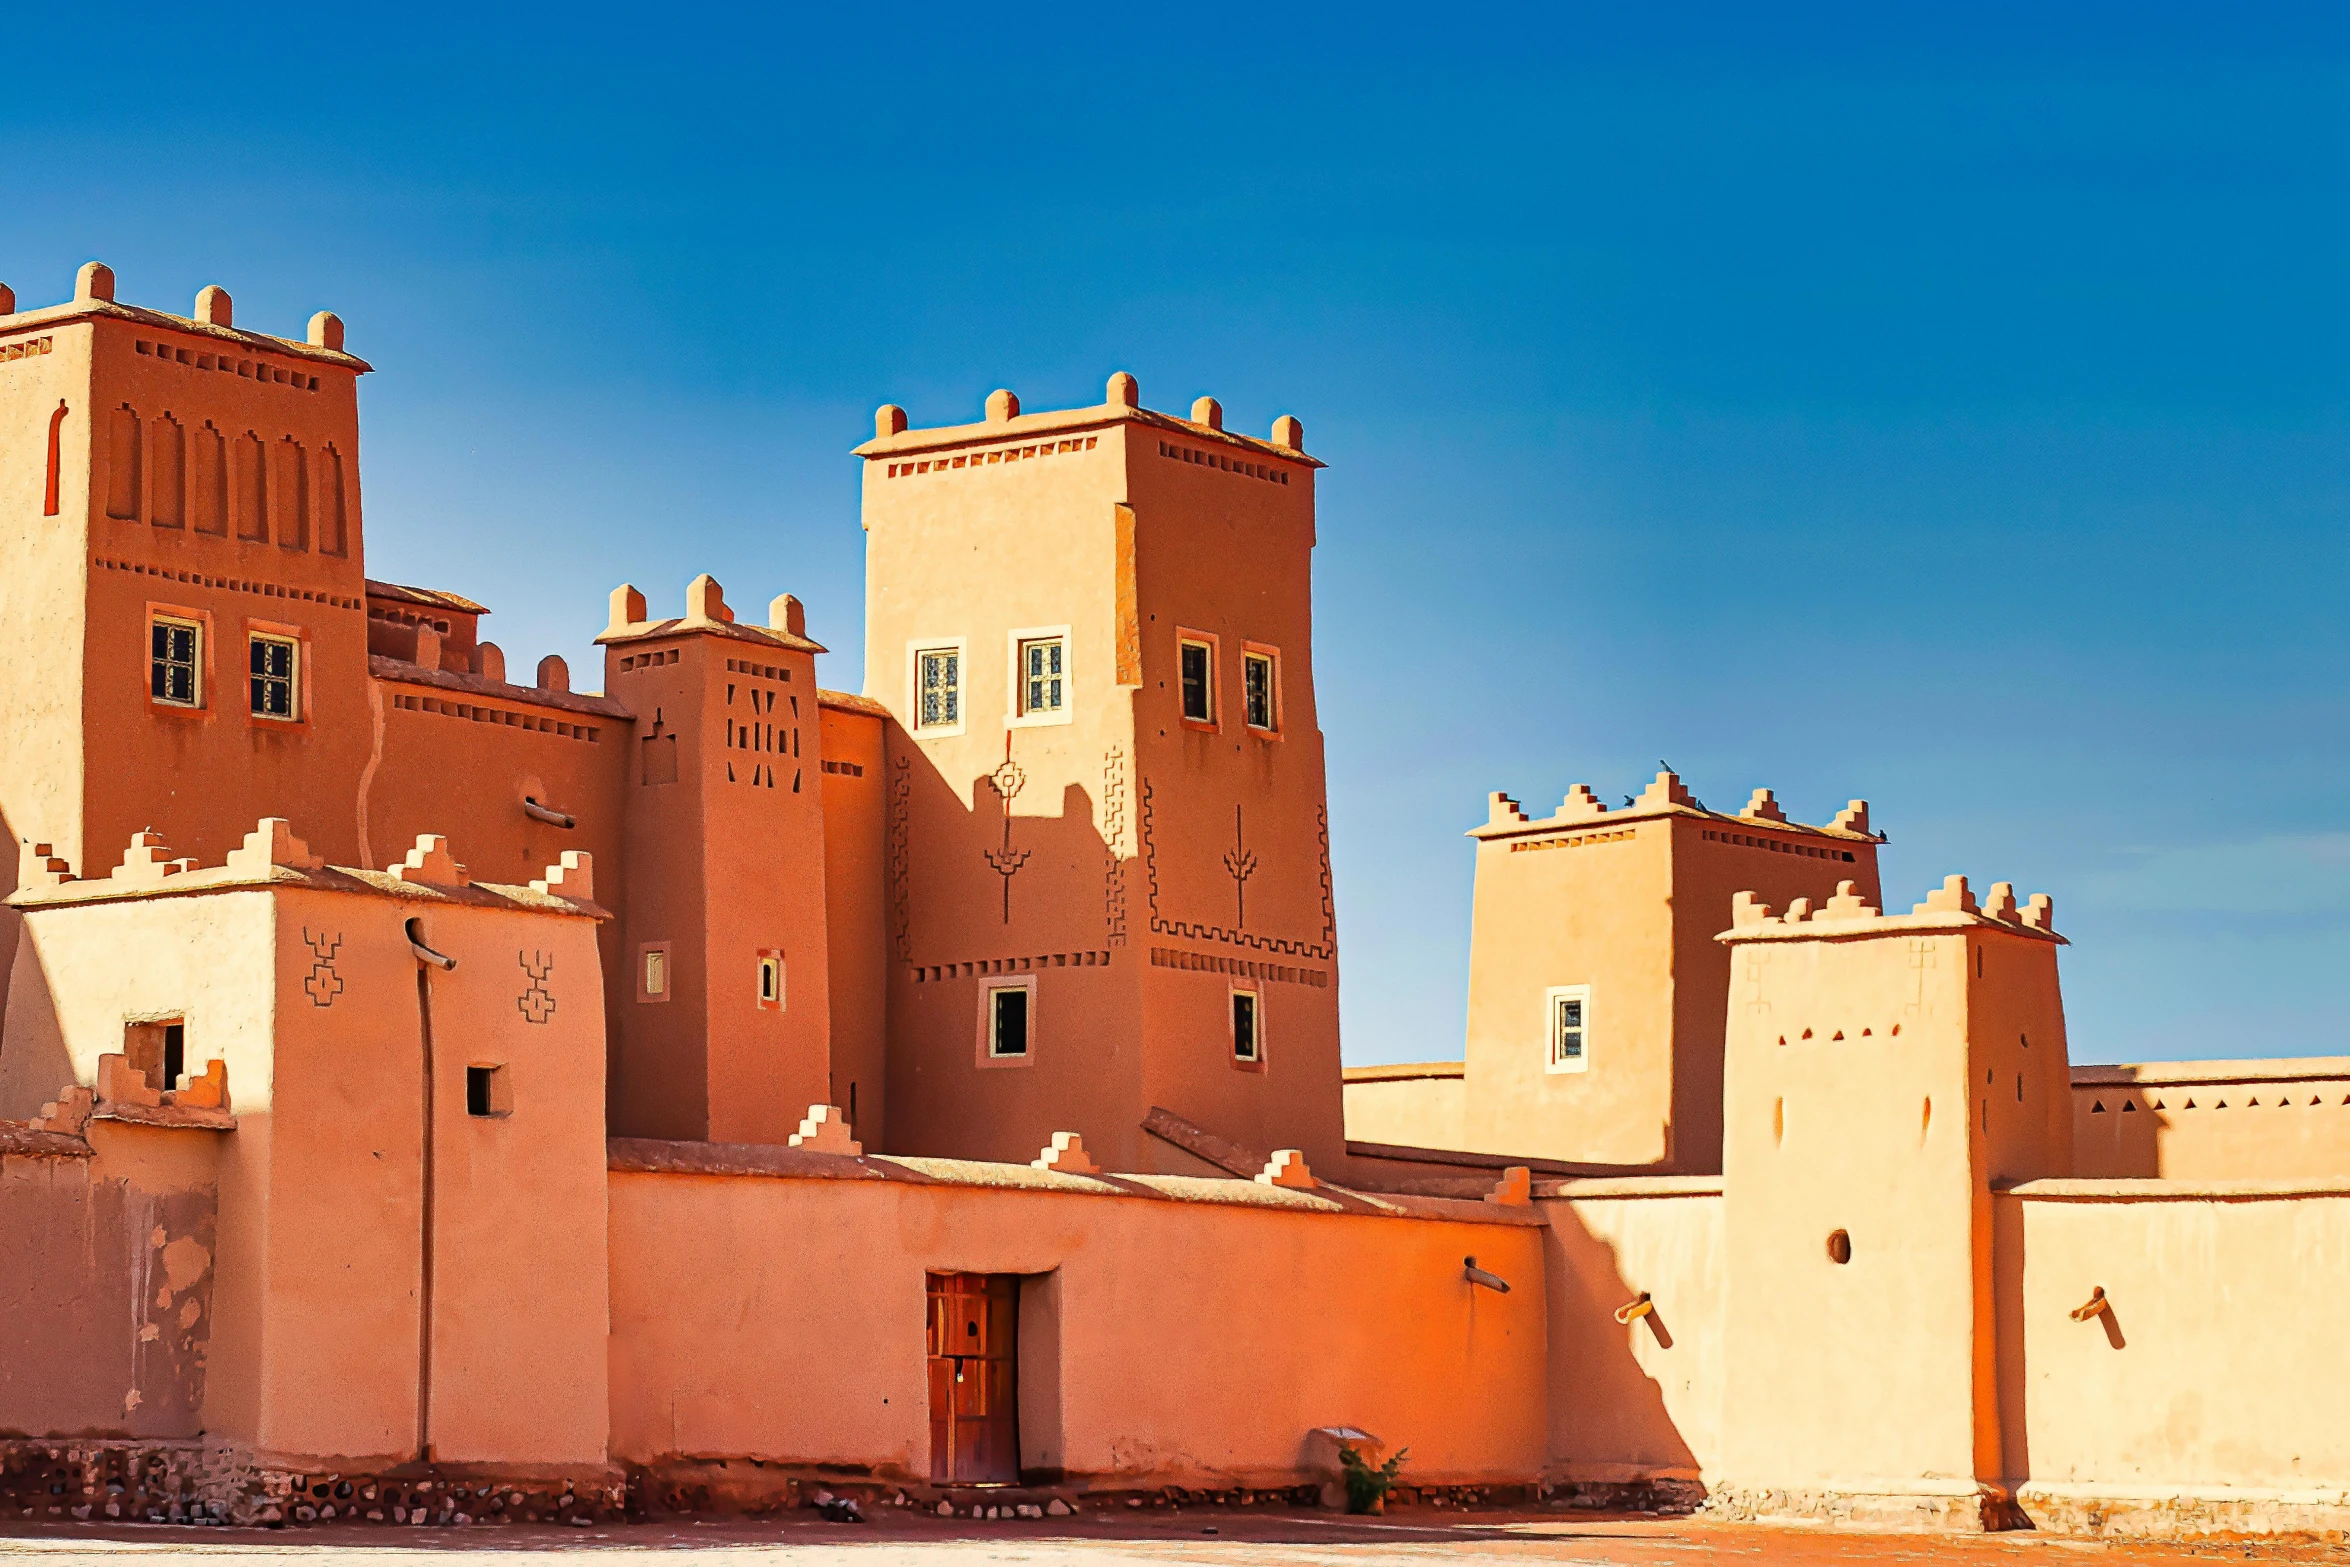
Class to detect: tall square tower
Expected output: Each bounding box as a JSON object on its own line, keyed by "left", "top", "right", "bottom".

{"left": 857, "top": 377, "right": 1343, "bottom": 1172}
{"left": 0, "top": 266, "right": 374, "bottom": 1067}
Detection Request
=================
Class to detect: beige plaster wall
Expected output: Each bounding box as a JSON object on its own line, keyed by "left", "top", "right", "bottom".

{"left": 608, "top": 1167, "right": 1545, "bottom": 1488}
{"left": 2071, "top": 1060, "right": 2350, "bottom": 1181}
{"left": 1343, "top": 1066, "right": 1467, "bottom": 1150}
{"left": 1540, "top": 1184, "right": 1726, "bottom": 1485}
{"left": 1997, "top": 1184, "right": 2350, "bottom": 1502}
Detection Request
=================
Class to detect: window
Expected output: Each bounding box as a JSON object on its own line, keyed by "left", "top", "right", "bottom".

{"left": 975, "top": 976, "right": 1036, "bottom": 1068}
{"left": 639, "top": 945, "right": 670, "bottom": 1003}
{"left": 916, "top": 646, "right": 961, "bottom": 730}
{"left": 1243, "top": 650, "right": 1277, "bottom": 731}
{"left": 1179, "top": 638, "right": 1214, "bottom": 723}
{"left": 1018, "top": 636, "right": 1064, "bottom": 716}
{"left": 151, "top": 617, "right": 201, "bottom": 707}
{"left": 989, "top": 984, "right": 1028, "bottom": 1057}
{"left": 756, "top": 951, "right": 784, "bottom": 1011}
{"left": 1231, "top": 989, "right": 1262, "bottom": 1065}
{"left": 249, "top": 633, "right": 297, "bottom": 720}
{"left": 123, "top": 1019, "right": 186, "bottom": 1093}
{"left": 1546, "top": 984, "right": 1592, "bottom": 1074}
{"left": 465, "top": 1064, "right": 511, "bottom": 1118}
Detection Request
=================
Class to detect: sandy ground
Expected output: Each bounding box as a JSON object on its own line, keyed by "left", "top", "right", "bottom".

{"left": 2, "top": 1508, "right": 2344, "bottom": 1565}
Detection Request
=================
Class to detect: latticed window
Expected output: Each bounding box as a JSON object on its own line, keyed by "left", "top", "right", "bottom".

{"left": 1555, "top": 997, "right": 1583, "bottom": 1063}
{"left": 1179, "top": 640, "right": 1213, "bottom": 722}
{"left": 1020, "top": 637, "right": 1064, "bottom": 715}
{"left": 1243, "top": 651, "right": 1276, "bottom": 730}
{"left": 1548, "top": 985, "right": 1591, "bottom": 1072}
{"left": 150, "top": 618, "right": 200, "bottom": 707}
{"left": 917, "top": 647, "right": 960, "bottom": 729}
{"left": 249, "top": 635, "right": 297, "bottom": 720}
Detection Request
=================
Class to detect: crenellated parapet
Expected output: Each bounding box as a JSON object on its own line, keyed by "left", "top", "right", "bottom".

{"left": 1470, "top": 768, "right": 1879, "bottom": 845}
{"left": 1722, "top": 874, "right": 2061, "bottom": 944}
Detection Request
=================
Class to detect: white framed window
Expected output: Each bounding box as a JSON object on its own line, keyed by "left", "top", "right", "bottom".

{"left": 1008, "top": 626, "right": 1073, "bottom": 726}
{"left": 909, "top": 640, "right": 965, "bottom": 735}
{"left": 1546, "top": 984, "right": 1592, "bottom": 1074}
{"left": 151, "top": 616, "right": 202, "bottom": 707}
{"left": 976, "top": 976, "right": 1037, "bottom": 1068}
{"left": 1178, "top": 633, "right": 1216, "bottom": 724}
{"left": 1242, "top": 646, "right": 1278, "bottom": 732}
{"left": 1230, "top": 987, "right": 1264, "bottom": 1068}
{"left": 249, "top": 633, "right": 298, "bottom": 720}
{"left": 756, "top": 950, "right": 784, "bottom": 1011}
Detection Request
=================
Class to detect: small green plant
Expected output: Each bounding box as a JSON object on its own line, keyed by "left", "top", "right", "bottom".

{"left": 1337, "top": 1442, "right": 1407, "bottom": 1514}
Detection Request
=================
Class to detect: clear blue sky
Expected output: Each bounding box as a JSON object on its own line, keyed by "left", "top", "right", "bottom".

{"left": 8, "top": 4, "right": 2344, "bottom": 1065}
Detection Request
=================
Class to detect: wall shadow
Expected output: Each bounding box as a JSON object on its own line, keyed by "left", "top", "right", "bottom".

{"left": 1537, "top": 1197, "right": 1707, "bottom": 1502}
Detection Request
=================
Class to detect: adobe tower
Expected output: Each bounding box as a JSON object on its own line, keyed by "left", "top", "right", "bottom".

{"left": 857, "top": 377, "right": 1344, "bottom": 1173}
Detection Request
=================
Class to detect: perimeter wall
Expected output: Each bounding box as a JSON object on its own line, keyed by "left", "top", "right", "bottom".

{"left": 606, "top": 1150, "right": 1547, "bottom": 1490}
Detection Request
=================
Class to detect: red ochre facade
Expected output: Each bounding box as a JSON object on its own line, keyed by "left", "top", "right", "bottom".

{"left": 1, "top": 268, "right": 2345, "bottom": 1539}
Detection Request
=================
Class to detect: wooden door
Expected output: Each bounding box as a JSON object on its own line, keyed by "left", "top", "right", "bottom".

{"left": 926, "top": 1272, "right": 1020, "bottom": 1484}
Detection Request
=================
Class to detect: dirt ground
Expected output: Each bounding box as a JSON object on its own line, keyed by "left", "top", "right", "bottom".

{"left": 3, "top": 1506, "right": 2345, "bottom": 1565}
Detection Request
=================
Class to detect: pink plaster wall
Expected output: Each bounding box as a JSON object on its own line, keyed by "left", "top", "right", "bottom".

{"left": 607, "top": 1166, "right": 1545, "bottom": 1488}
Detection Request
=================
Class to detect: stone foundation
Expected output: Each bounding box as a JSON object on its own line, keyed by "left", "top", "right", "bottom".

{"left": 2013, "top": 1482, "right": 2350, "bottom": 1542}
{"left": 1697, "top": 1480, "right": 2018, "bottom": 1533}
{"left": 0, "top": 1441, "right": 623, "bottom": 1528}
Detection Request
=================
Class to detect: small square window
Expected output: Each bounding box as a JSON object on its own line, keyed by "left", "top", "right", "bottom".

{"left": 1179, "top": 639, "right": 1214, "bottom": 723}
{"left": 756, "top": 951, "right": 784, "bottom": 1011}
{"left": 1547, "top": 985, "right": 1592, "bottom": 1074}
{"left": 916, "top": 646, "right": 960, "bottom": 729}
{"left": 466, "top": 1064, "right": 511, "bottom": 1118}
{"left": 1231, "top": 990, "right": 1262, "bottom": 1064}
{"left": 1019, "top": 636, "right": 1065, "bottom": 716}
{"left": 249, "top": 634, "right": 298, "bottom": 720}
{"left": 151, "top": 618, "right": 201, "bottom": 707}
{"left": 639, "top": 945, "right": 670, "bottom": 1003}
{"left": 1243, "top": 651, "right": 1277, "bottom": 731}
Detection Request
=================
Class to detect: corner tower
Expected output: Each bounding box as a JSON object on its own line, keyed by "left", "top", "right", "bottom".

{"left": 0, "top": 265, "right": 373, "bottom": 1075}
{"left": 855, "top": 377, "right": 1342, "bottom": 1173}
{"left": 1715, "top": 875, "right": 2071, "bottom": 1526}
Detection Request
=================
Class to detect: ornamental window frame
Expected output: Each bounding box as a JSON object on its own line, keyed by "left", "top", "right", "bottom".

{"left": 1007, "top": 625, "right": 1073, "bottom": 728}
{"left": 245, "top": 623, "right": 305, "bottom": 724}
{"left": 1241, "top": 642, "right": 1281, "bottom": 735}
{"left": 908, "top": 637, "right": 966, "bottom": 737}
{"left": 149, "top": 609, "right": 206, "bottom": 711}
{"left": 1176, "top": 628, "right": 1219, "bottom": 729}
{"left": 1546, "top": 983, "right": 1592, "bottom": 1074}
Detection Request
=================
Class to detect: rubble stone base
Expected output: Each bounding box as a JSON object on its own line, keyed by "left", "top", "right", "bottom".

{"left": 1698, "top": 1481, "right": 2018, "bottom": 1532}
{"left": 0, "top": 1440, "right": 623, "bottom": 1528}
{"left": 2013, "top": 1483, "right": 2350, "bottom": 1542}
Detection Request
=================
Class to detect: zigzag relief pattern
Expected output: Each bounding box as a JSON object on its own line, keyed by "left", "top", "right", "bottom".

{"left": 888, "top": 755, "right": 912, "bottom": 962}
{"left": 1138, "top": 777, "right": 1335, "bottom": 962}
